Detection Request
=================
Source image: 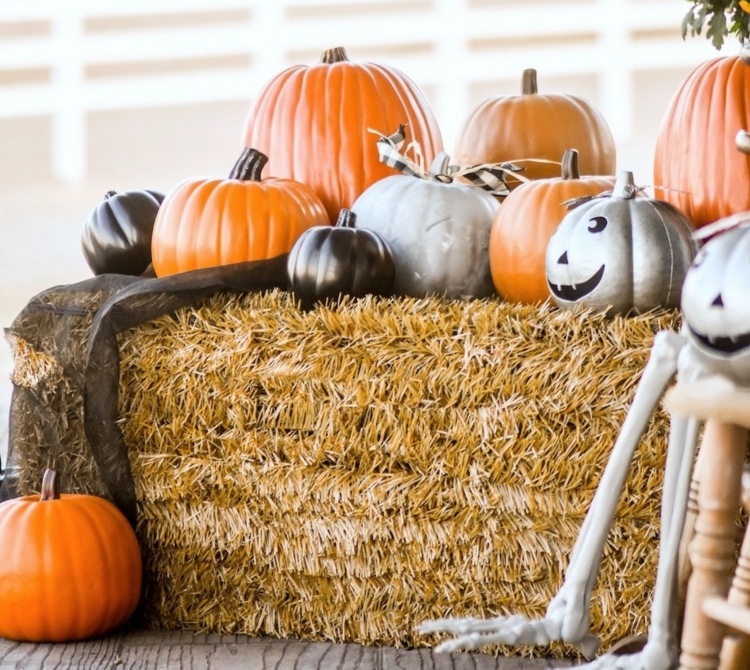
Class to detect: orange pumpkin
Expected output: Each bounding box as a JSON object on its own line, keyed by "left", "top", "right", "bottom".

{"left": 0, "top": 470, "right": 142, "bottom": 642}
{"left": 241, "top": 46, "right": 443, "bottom": 222}
{"left": 452, "top": 69, "right": 616, "bottom": 190}
{"left": 654, "top": 56, "right": 750, "bottom": 228}
{"left": 489, "top": 149, "right": 615, "bottom": 303}
{"left": 151, "top": 148, "right": 329, "bottom": 277}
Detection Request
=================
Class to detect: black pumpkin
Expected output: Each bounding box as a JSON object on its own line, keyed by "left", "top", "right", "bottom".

{"left": 287, "top": 209, "right": 396, "bottom": 309}
{"left": 81, "top": 189, "right": 165, "bottom": 276}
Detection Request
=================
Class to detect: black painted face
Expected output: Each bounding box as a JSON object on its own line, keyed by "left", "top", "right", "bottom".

{"left": 682, "top": 226, "right": 750, "bottom": 373}
{"left": 546, "top": 215, "right": 609, "bottom": 302}
{"left": 545, "top": 192, "right": 694, "bottom": 316}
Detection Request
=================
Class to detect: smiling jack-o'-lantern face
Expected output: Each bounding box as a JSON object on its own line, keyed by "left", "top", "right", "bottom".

{"left": 681, "top": 222, "right": 750, "bottom": 381}
{"left": 544, "top": 171, "right": 695, "bottom": 316}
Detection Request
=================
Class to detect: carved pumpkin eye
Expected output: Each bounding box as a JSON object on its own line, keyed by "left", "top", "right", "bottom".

{"left": 587, "top": 216, "right": 608, "bottom": 233}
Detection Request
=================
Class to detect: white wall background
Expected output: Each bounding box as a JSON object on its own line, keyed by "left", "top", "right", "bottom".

{"left": 0, "top": 0, "right": 739, "bottom": 466}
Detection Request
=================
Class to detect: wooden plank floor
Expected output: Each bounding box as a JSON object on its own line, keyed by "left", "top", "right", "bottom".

{"left": 0, "top": 630, "right": 576, "bottom": 669}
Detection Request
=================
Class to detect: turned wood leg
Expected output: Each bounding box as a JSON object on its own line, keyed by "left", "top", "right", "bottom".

{"left": 679, "top": 421, "right": 748, "bottom": 670}
{"left": 717, "top": 468, "right": 750, "bottom": 670}
{"left": 677, "top": 464, "right": 701, "bottom": 644}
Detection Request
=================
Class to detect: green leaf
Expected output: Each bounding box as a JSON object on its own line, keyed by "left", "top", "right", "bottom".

{"left": 707, "top": 7, "right": 730, "bottom": 48}
{"left": 681, "top": 8, "right": 696, "bottom": 38}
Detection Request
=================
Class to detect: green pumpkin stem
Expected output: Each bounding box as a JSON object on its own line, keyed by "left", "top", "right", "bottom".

{"left": 561, "top": 150, "right": 580, "bottom": 180}
{"left": 104, "top": 190, "right": 117, "bottom": 200}
{"left": 335, "top": 209, "right": 357, "bottom": 229}
{"left": 522, "top": 68, "right": 538, "bottom": 95}
{"left": 321, "top": 47, "right": 349, "bottom": 64}
{"left": 613, "top": 171, "right": 637, "bottom": 199}
{"left": 40, "top": 469, "right": 60, "bottom": 501}
{"left": 229, "top": 148, "right": 269, "bottom": 181}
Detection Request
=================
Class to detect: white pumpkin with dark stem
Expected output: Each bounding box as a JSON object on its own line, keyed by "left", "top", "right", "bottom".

{"left": 351, "top": 153, "right": 500, "bottom": 299}
{"left": 545, "top": 171, "right": 695, "bottom": 316}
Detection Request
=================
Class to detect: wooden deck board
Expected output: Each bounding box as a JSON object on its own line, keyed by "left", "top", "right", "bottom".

{"left": 0, "top": 630, "right": 576, "bottom": 669}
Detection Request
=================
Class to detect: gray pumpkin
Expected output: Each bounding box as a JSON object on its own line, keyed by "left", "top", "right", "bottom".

{"left": 351, "top": 153, "right": 499, "bottom": 299}
{"left": 682, "top": 222, "right": 750, "bottom": 381}
{"left": 544, "top": 171, "right": 695, "bottom": 316}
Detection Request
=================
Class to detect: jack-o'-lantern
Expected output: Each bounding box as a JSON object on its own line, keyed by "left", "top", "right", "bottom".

{"left": 682, "top": 221, "right": 750, "bottom": 381}
{"left": 545, "top": 171, "right": 695, "bottom": 316}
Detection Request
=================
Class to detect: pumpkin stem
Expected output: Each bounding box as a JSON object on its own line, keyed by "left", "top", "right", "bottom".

{"left": 612, "top": 171, "right": 637, "bottom": 199}
{"left": 335, "top": 209, "right": 357, "bottom": 229}
{"left": 229, "top": 148, "right": 269, "bottom": 181}
{"left": 40, "top": 469, "right": 60, "bottom": 501}
{"left": 741, "top": 39, "right": 750, "bottom": 66}
{"left": 522, "top": 69, "right": 538, "bottom": 95}
{"left": 561, "top": 150, "right": 580, "bottom": 180}
{"left": 737, "top": 130, "right": 750, "bottom": 156}
{"left": 104, "top": 190, "right": 117, "bottom": 200}
{"left": 320, "top": 47, "right": 349, "bottom": 64}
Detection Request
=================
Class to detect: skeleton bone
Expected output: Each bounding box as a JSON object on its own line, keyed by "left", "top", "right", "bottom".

{"left": 419, "top": 221, "right": 750, "bottom": 669}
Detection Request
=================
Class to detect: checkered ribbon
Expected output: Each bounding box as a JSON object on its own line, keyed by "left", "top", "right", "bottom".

{"left": 371, "top": 125, "right": 530, "bottom": 197}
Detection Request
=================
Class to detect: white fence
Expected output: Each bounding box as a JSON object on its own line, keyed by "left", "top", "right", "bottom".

{"left": 0, "top": 0, "right": 729, "bottom": 183}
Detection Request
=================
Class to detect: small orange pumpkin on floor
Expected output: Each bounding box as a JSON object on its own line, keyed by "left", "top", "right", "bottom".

{"left": 0, "top": 469, "right": 142, "bottom": 642}
{"left": 151, "top": 148, "right": 329, "bottom": 277}
{"left": 489, "top": 149, "right": 615, "bottom": 303}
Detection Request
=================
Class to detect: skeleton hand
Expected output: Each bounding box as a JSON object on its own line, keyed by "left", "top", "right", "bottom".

{"left": 418, "top": 582, "right": 599, "bottom": 658}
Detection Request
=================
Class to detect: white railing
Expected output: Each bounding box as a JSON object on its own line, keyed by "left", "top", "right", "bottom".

{"left": 0, "top": 0, "right": 732, "bottom": 183}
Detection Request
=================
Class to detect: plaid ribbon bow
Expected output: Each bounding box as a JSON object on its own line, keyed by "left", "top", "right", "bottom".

{"left": 372, "top": 125, "right": 526, "bottom": 197}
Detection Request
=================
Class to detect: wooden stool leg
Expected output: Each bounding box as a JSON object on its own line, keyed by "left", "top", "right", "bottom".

{"left": 679, "top": 421, "right": 748, "bottom": 670}
{"left": 677, "top": 466, "right": 701, "bottom": 642}
{"left": 717, "top": 471, "right": 750, "bottom": 670}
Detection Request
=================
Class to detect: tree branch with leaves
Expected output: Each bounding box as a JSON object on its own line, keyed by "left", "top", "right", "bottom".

{"left": 682, "top": 0, "right": 750, "bottom": 49}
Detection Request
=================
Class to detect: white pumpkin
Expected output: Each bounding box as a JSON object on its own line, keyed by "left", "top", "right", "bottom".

{"left": 681, "top": 222, "right": 750, "bottom": 381}
{"left": 545, "top": 171, "right": 695, "bottom": 316}
{"left": 351, "top": 156, "right": 500, "bottom": 299}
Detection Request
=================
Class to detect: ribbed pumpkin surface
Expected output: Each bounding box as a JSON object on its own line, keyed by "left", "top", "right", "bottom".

{"left": 0, "top": 493, "right": 142, "bottom": 642}
{"left": 452, "top": 70, "right": 615, "bottom": 187}
{"left": 152, "top": 176, "right": 328, "bottom": 277}
{"left": 654, "top": 56, "right": 750, "bottom": 228}
{"left": 241, "top": 47, "right": 443, "bottom": 222}
{"left": 489, "top": 153, "right": 615, "bottom": 303}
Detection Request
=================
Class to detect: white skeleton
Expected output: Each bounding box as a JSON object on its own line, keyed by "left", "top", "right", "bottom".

{"left": 419, "top": 215, "right": 750, "bottom": 670}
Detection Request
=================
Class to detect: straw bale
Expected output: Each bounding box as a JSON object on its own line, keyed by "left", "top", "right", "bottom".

{"left": 12, "top": 289, "right": 680, "bottom": 657}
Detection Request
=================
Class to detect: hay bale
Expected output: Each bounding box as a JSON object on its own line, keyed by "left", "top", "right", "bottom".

{"left": 11, "top": 289, "right": 680, "bottom": 657}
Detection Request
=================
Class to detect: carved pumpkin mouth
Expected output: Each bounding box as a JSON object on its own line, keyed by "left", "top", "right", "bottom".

{"left": 688, "top": 327, "right": 750, "bottom": 355}
{"left": 547, "top": 265, "right": 605, "bottom": 302}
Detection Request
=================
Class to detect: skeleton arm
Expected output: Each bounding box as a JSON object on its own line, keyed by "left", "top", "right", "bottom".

{"left": 419, "top": 330, "right": 687, "bottom": 658}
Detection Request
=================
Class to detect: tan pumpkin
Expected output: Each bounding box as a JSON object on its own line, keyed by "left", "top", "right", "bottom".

{"left": 489, "top": 150, "right": 615, "bottom": 303}
{"left": 241, "top": 46, "right": 443, "bottom": 222}
{"left": 452, "top": 69, "right": 616, "bottom": 190}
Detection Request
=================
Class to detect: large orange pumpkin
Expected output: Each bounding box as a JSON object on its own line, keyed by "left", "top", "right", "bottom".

{"left": 489, "top": 149, "right": 615, "bottom": 303}
{"left": 654, "top": 56, "right": 750, "bottom": 228}
{"left": 0, "top": 470, "right": 142, "bottom": 642}
{"left": 241, "top": 46, "right": 443, "bottom": 222}
{"left": 452, "top": 69, "right": 616, "bottom": 189}
{"left": 151, "top": 148, "right": 329, "bottom": 277}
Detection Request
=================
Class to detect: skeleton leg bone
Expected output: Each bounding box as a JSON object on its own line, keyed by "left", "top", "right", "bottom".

{"left": 568, "top": 411, "right": 700, "bottom": 670}
{"left": 419, "top": 330, "right": 687, "bottom": 658}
